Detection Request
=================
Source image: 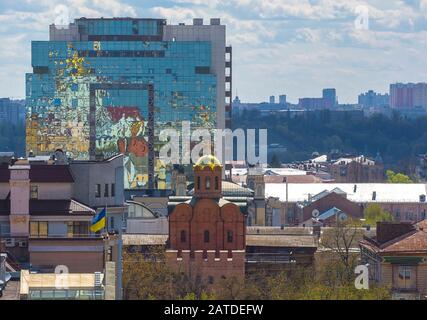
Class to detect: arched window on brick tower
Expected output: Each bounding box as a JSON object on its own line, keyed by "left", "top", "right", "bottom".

{"left": 193, "top": 155, "right": 222, "bottom": 198}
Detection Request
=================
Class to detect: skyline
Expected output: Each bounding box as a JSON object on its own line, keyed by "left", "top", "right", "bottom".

{"left": 1, "top": 0, "right": 427, "bottom": 103}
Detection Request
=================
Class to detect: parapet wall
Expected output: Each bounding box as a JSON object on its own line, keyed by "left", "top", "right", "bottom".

{"left": 166, "top": 249, "right": 245, "bottom": 281}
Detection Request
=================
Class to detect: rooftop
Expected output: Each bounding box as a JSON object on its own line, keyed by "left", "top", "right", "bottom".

{"left": 265, "top": 183, "right": 427, "bottom": 203}
{"left": 0, "top": 164, "right": 74, "bottom": 183}
{"left": 0, "top": 199, "right": 95, "bottom": 216}
{"left": 360, "top": 220, "right": 427, "bottom": 254}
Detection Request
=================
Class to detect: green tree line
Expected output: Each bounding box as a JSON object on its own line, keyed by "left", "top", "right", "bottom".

{"left": 233, "top": 110, "right": 427, "bottom": 174}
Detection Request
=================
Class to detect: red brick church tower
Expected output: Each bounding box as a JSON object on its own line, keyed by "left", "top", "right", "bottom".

{"left": 166, "top": 155, "right": 246, "bottom": 284}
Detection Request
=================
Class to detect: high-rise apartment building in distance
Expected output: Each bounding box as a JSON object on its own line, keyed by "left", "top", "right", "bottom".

{"left": 269, "top": 95, "right": 275, "bottom": 104}
{"left": 299, "top": 88, "right": 337, "bottom": 109}
{"left": 358, "top": 90, "right": 389, "bottom": 108}
{"left": 0, "top": 98, "right": 25, "bottom": 125}
{"left": 279, "top": 94, "right": 286, "bottom": 105}
{"left": 322, "top": 88, "right": 337, "bottom": 107}
{"left": 26, "top": 17, "right": 231, "bottom": 190}
{"left": 390, "top": 82, "right": 427, "bottom": 109}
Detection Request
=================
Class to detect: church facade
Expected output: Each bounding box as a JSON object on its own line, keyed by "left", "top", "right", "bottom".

{"left": 166, "top": 155, "right": 246, "bottom": 284}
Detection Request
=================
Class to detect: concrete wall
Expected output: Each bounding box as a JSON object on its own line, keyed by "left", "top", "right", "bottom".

{"left": 71, "top": 155, "right": 124, "bottom": 207}
{"left": 166, "top": 250, "right": 245, "bottom": 285}
{"left": 126, "top": 217, "right": 168, "bottom": 234}
{"left": 34, "top": 183, "right": 73, "bottom": 200}
{"left": 29, "top": 238, "right": 104, "bottom": 273}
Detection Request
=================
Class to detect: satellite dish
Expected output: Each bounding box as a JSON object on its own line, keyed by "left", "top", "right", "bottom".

{"left": 312, "top": 209, "right": 320, "bottom": 218}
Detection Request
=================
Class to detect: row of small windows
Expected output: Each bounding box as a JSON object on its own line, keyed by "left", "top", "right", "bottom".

{"left": 196, "top": 176, "right": 219, "bottom": 190}
{"left": 77, "top": 50, "right": 165, "bottom": 58}
{"left": 180, "top": 230, "right": 233, "bottom": 243}
{"left": 95, "top": 183, "right": 116, "bottom": 198}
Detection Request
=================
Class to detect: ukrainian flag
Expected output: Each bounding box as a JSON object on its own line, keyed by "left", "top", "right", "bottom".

{"left": 90, "top": 208, "right": 106, "bottom": 233}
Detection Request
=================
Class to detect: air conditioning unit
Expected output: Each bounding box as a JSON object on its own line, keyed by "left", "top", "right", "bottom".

{"left": 5, "top": 238, "right": 15, "bottom": 247}
{"left": 18, "top": 241, "right": 28, "bottom": 248}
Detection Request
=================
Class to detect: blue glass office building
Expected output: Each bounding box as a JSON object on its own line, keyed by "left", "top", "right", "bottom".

{"left": 26, "top": 18, "right": 231, "bottom": 189}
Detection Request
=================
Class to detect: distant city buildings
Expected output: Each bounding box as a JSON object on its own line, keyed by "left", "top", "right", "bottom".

{"left": 329, "top": 155, "right": 385, "bottom": 183}
{"left": 0, "top": 99, "right": 25, "bottom": 125}
{"left": 322, "top": 88, "right": 337, "bottom": 107}
{"left": 358, "top": 90, "right": 389, "bottom": 108}
{"left": 232, "top": 94, "right": 290, "bottom": 114}
{"left": 298, "top": 88, "right": 337, "bottom": 109}
{"left": 390, "top": 82, "right": 427, "bottom": 109}
{"left": 298, "top": 97, "right": 330, "bottom": 109}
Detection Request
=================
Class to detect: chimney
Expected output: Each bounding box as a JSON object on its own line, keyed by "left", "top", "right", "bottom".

{"left": 376, "top": 221, "right": 415, "bottom": 244}
{"left": 104, "top": 262, "right": 116, "bottom": 300}
{"left": 9, "top": 161, "right": 30, "bottom": 237}
{"left": 313, "top": 225, "right": 321, "bottom": 237}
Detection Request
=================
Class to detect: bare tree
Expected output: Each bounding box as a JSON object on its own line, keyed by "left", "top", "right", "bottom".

{"left": 320, "top": 219, "right": 364, "bottom": 283}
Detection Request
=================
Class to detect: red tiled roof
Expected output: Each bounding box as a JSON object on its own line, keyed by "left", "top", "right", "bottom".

{"left": 360, "top": 220, "right": 427, "bottom": 254}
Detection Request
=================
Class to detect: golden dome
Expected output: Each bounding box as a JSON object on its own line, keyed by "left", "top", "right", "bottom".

{"left": 194, "top": 155, "right": 222, "bottom": 170}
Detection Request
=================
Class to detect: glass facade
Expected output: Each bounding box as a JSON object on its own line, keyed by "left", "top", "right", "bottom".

{"left": 26, "top": 18, "right": 218, "bottom": 189}
{"left": 28, "top": 288, "right": 104, "bottom": 300}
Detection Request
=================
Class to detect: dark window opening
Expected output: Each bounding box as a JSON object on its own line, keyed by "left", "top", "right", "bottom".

{"left": 195, "top": 66, "right": 210, "bottom": 74}
{"left": 206, "top": 177, "right": 211, "bottom": 189}
{"left": 227, "top": 230, "right": 233, "bottom": 243}
{"left": 95, "top": 184, "right": 101, "bottom": 198}
{"left": 215, "top": 176, "right": 219, "bottom": 190}
{"left": 197, "top": 176, "right": 201, "bottom": 190}
{"left": 104, "top": 184, "right": 109, "bottom": 197}
{"left": 180, "top": 230, "right": 186, "bottom": 243}
{"left": 204, "top": 230, "right": 210, "bottom": 243}
{"left": 33, "top": 66, "right": 49, "bottom": 74}
{"left": 111, "top": 183, "right": 115, "bottom": 197}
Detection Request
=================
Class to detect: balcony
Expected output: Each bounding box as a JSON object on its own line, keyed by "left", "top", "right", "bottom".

{"left": 29, "top": 233, "right": 101, "bottom": 239}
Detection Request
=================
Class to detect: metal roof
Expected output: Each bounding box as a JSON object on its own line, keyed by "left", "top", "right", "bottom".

{"left": 246, "top": 234, "right": 318, "bottom": 248}
{"left": 265, "top": 183, "right": 427, "bottom": 203}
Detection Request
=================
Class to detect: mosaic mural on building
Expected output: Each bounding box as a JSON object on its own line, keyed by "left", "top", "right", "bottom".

{"left": 26, "top": 19, "right": 217, "bottom": 189}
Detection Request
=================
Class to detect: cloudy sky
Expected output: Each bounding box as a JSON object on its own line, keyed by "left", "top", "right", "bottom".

{"left": 1, "top": 0, "right": 427, "bottom": 103}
